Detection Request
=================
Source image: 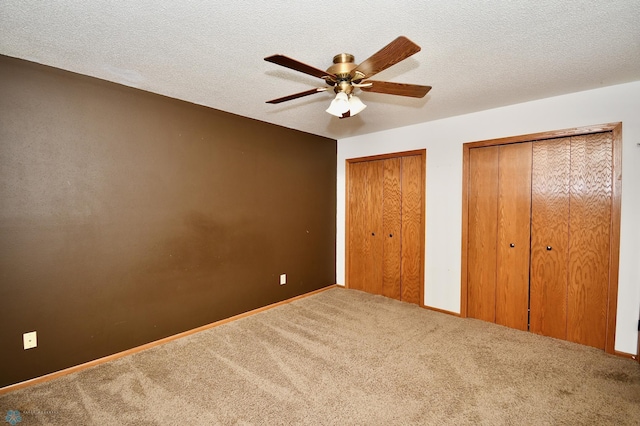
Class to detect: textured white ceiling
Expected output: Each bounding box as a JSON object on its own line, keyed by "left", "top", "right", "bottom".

{"left": 1, "top": 1, "right": 639, "bottom": 140}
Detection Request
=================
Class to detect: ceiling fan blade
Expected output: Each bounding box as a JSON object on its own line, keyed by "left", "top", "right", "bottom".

{"left": 360, "top": 81, "right": 432, "bottom": 98}
{"left": 266, "top": 88, "right": 327, "bottom": 104}
{"left": 265, "top": 55, "right": 336, "bottom": 80}
{"left": 351, "top": 36, "right": 421, "bottom": 80}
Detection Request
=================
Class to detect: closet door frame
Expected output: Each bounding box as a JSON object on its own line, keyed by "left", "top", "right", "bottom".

{"left": 460, "top": 123, "right": 622, "bottom": 355}
{"left": 346, "top": 149, "right": 426, "bottom": 307}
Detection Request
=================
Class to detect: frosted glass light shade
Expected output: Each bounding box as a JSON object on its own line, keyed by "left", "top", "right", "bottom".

{"left": 348, "top": 95, "right": 366, "bottom": 116}
{"left": 326, "top": 92, "right": 350, "bottom": 117}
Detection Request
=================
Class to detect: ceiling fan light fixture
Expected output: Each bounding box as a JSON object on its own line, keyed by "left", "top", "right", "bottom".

{"left": 326, "top": 92, "right": 350, "bottom": 117}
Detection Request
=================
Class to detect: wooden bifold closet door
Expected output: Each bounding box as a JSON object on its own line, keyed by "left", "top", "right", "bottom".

{"left": 465, "top": 126, "right": 619, "bottom": 352}
{"left": 347, "top": 152, "right": 424, "bottom": 305}
{"left": 530, "top": 134, "right": 613, "bottom": 349}
{"left": 468, "top": 143, "right": 531, "bottom": 331}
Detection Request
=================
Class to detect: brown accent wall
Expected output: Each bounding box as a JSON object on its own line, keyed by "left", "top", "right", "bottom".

{"left": 0, "top": 55, "right": 336, "bottom": 387}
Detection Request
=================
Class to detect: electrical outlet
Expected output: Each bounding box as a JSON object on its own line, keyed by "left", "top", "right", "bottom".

{"left": 23, "top": 331, "right": 37, "bottom": 350}
{"left": 280, "top": 274, "right": 286, "bottom": 285}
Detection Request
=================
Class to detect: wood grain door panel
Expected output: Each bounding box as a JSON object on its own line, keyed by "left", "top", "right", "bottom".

{"left": 348, "top": 161, "right": 384, "bottom": 293}
{"left": 496, "top": 143, "right": 532, "bottom": 331}
{"left": 347, "top": 161, "right": 368, "bottom": 292}
{"left": 400, "top": 155, "right": 423, "bottom": 305}
{"left": 366, "top": 161, "right": 385, "bottom": 295}
{"left": 382, "top": 158, "right": 402, "bottom": 300}
{"left": 567, "top": 133, "right": 612, "bottom": 349}
{"left": 467, "top": 146, "right": 499, "bottom": 322}
{"left": 530, "top": 137, "right": 571, "bottom": 340}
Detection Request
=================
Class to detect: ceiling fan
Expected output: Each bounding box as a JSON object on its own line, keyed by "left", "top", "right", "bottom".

{"left": 264, "top": 36, "right": 432, "bottom": 118}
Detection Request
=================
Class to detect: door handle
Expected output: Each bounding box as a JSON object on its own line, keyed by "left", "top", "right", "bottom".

{"left": 509, "top": 243, "right": 515, "bottom": 248}
{"left": 546, "top": 246, "right": 552, "bottom": 251}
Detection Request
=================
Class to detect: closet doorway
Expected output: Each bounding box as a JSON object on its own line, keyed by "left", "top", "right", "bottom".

{"left": 461, "top": 123, "right": 622, "bottom": 354}
{"left": 346, "top": 150, "right": 425, "bottom": 305}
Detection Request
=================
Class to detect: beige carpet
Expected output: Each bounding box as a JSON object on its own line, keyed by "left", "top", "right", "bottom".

{"left": 1, "top": 287, "right": 639, "bottom": 425}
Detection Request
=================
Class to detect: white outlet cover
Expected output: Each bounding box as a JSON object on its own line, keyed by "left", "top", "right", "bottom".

{"left": 23, "top": 331, "right": 37, "bottom": 350}
{"left": 280, "top": 274, "right": 286, "bottom": 285}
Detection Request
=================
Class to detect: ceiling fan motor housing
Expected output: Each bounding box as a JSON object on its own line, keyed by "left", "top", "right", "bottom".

{"left": 327, "top": 54, "right": 358, "bottom": 94}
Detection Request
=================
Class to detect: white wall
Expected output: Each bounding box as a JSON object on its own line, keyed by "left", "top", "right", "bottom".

{"left": 337, "top": 81, "right": 640, "bottom": 355}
